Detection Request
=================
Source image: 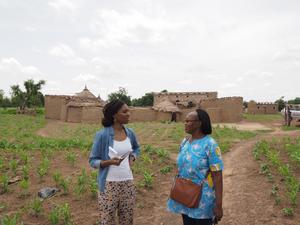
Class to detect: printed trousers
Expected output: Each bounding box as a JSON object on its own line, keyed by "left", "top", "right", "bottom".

{"left": 98, "top": 180, "right": 135, "bottom": 225}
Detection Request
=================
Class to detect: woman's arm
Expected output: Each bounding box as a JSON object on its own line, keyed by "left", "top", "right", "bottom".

{"left": 211, "top": 170, "right": 223, "bottom": 221}
{"left": 89, "top": 131, "right": 123, "bottom": 168}
{"left": 129, "top": 129, "right": 140, "bottom": 159}
{"left": 89, "top": 132, "right": 103, "bottom": 169}
{"left": 100, "top": 158, "right": 123, "bottom": 167}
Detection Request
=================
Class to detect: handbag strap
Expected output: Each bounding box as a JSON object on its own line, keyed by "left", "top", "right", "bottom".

{"left": 177, "top": 136, "right": 211, "bottom": 185}
{"left": 179, "top": 136, "right": 190, "bottom": 151}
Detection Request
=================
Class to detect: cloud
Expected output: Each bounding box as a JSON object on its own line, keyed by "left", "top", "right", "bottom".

{"left": 0, "top": 58, "right": 44, "bottom": 94}
{"left": 49, "top": 43, "right": 87, "bottom": 66}
{"left": 260, "top": 72, "right": 274, "bottom": 78}
{"left": 243, "top": 70, "right": 274, "bottom": 79}
{"left": 79, "top": 8, "right": 186, "bottom": 49}
{"left": 64, "top": 57, "right": 86, "bottom": 66}
{"left": 48, "top": 0, "right": 78, "bottom": 13}
{"left": 24, "top": 26, "right": 37, "bottom": 32}
{"left": 0, "top": 58, "right": 43, "bottom": 77}
{"left": 44, "top": 80, "right": 64, "bottom": 94}
{"left": 185, "top": 65, "right": 214, "bottom": 74}
{"left": 177, "top": 79, "right": 193, "bottom": 85}
{"left": 49, "top": 44, "right": 75, "bottom": 58}
{"left": 272, "top": 47, "right": 300, "bottom": 68}
{"left": 220, "top": 82, "right": 237, "bottom": 89}
{"left": 90, "top": 57, "right": 121, "bottom": 78}
{"left": 72, "top": 74, "right": 101, "bottom": 83}
{"left": 206, "top": 73, "right": 227, "bottom": 81}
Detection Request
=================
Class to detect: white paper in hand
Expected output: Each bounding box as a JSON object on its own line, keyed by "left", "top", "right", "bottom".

{"left": 120, "top": 149, "right": 133, "bottom": 159}
{"left": 109, "top": 146, "right": 119, "bottom": 158}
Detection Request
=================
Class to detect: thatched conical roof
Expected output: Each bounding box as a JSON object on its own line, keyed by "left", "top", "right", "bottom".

{"left": 76, "top": 85, "right": 96, "bottom": 98}
{"left": 67, "top": 101, "right": 102, "bottom": 107}
{"left": 153, "top": 100, "right": 180, "bottom": 112}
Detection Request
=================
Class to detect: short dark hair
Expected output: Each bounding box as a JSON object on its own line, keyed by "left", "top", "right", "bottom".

{"left": 196, "top": 108, "right": 212, "bottom": 134}
{"left": 102, "top": 100, "right": 125, "bottom": 127}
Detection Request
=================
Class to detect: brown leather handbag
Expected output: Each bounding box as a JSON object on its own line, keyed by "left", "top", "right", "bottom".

{"left": 169, "top": 176, "right": 203, "bottom": 208}
{"left": 169, "top": 169, "right": 210, "bottom": 208}
{"left": 170, "top": 137, "right": 209, "bottom": 208}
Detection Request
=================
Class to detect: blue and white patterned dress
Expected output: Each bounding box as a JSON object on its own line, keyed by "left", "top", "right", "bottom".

{"left": 167, "top": 135, "right": 224, "bottom": 219}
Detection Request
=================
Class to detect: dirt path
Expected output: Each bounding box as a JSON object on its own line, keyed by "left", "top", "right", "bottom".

{"left": 36, "top": 120, "right": 300, "bottom": 224}
{"left": 143, "top": 130, "right": 300, "bottom": 225}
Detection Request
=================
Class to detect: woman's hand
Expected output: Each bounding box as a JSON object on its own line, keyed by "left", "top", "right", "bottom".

{"left": 100, "top": 158, "right": 122, "bottom": 167}
{"left": 129, "top": 154, "right": 135, "bottom": 167}
{"left": 110, "top": 157, "right": 123, "bottom": 166}
{"left": 213, "top": 205, "right": 223, "bottom": 222}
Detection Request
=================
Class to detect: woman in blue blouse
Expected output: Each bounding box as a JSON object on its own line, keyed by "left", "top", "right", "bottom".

{"left": 89, "top": 100, "right": 140, "bottom": 225}
{"left": 167, "top": 109, "right": 224, "bottom": 225}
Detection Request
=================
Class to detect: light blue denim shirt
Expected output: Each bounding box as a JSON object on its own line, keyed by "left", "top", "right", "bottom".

{"left": 89, "top": 126, "right": 140, "bottom": 192}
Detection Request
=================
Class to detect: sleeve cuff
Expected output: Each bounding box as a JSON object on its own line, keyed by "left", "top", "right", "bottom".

{"left": 130, "top": 153, "right": 137, "bottom": 161}
{"left": 210, "top": 163, "right": 223, "bottom": 171}
{"left": 93, "top": 159, "right": 101, "bottom": 168}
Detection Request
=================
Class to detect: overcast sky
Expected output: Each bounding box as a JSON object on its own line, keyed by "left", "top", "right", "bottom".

{"left": 0, "top": 0, "right": 299, "bottom": 102}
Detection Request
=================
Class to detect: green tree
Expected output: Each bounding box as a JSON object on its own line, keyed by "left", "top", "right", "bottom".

{"left": 1, "top": 98, "right": 11, "bottom": 108}
{"left": 10, "top": 79, "right": 46, "bottom": 109}
{"left": 275, "top": 96, "right": 285, "bottom": 111}
{"left": 0, "top": 89, "right": 3, "bottom": 105}
{"left": 108, "top": 87, "right": 132, "bottom": 106}
{"left": 10, "top": 85, "right": 26, "bottom": 109}
{"left": 288, "top": 97, "right": 300, "bottom": 104}
{"left": 160, "top": 89, "right": 168, "bottom": 93}
{"left": 24, "top": 79, "right": 45, "bottom": 107}
{"left": 132, "top": 93, "right": 154, "bottom": 107}
{"left": 0, "top": 90, "right": 12, "bottom": 108}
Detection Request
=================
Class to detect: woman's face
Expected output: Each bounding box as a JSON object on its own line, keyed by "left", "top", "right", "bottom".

{"left": 184, "top": 112, "right": 201, "bottom": 134}
{"left": 114, "top": 104, "right": 130, "bottom": 124}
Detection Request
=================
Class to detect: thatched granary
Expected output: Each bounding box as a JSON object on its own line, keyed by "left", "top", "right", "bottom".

{"left": 45, "top": 86, "right": 105, "bottom": 123}
{"left": 152, "top": 100, "right": 181, "bottom": 122}
{"left": 152, "top": 100, "right": 181, "bottom": 112}
{"left": 76, "top": 85, "right": 97, "bottom": 98}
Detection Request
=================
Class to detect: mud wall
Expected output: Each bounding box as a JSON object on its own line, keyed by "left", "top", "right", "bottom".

{"left": 248, "top": 101, "right": 278, "bottom": 114}
{"left": 178, "top": 107, "right": 222, "bottom": 123}
{"left": 45, "top": 95, "right": 66, "bottom": 120}
{"left": 82, "top": 107, "right": 103, "bottom": 123}
{"left": 129, "top": 107, "right": 172, "bottom": 122}
{"left": 45, "top": 95, "right": 243, "bottom": 124}
{"left": 67, "top": 107, "right": 82, "bottom": 123}
{"left": 153, "top": 92, "right": 218, "bottom": 106}
{"left": 199, "top": 97, "right": 243, "bottom": 122}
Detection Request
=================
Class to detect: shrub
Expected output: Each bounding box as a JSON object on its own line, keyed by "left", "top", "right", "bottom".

{"left": 0, "top": 174, "right": 9, "bottom": 193}
{"left": 0, "top": 214, "right": 23, "bottom": 225}
{"left": 29, "top": 198, "right": 43, "bottom": 217}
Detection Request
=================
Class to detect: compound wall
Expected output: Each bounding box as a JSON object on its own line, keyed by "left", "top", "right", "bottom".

{"left": 82, "top": 107, "right": 103, "bottom": 123}
{"left": 248, "top": 101, "right": 278, "bottom": 114}
{"left": 45, "top": 95, "right": 243, "bottom": 124}
{"left": 199, "top": 97, "right": 243, "bottom": 122}
{"left": 67, "top": 107, "right": 82, "bottom": 123}
{"left": 129, "top": 107, "right": 172, "bottom": 122}
{"left": 153, "top": 92, "right": 218, "bottom": 106}
{"left": 45, "top": 95, "right": 66, "bottom": 120}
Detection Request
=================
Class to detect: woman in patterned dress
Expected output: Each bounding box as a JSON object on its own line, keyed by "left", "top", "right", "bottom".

{"left": 167, "top": 108, "right": 224, "bottom": 225}
{"left": 89, "top": 100, "right": 140, "bottom": 225}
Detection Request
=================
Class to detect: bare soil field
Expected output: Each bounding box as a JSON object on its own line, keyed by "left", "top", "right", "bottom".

{"left": 1, "top": 115, "right": 300, "bottom": 225}
{"left": 215, "top": 122, "right": 272, "bottom": 131}
{"left": 135, "top": 129, "right": 300, "bottom": 225}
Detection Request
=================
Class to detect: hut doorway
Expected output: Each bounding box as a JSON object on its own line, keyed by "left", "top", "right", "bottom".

{"left": 171, "top": 112, "right": 177, "bottom": 122}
